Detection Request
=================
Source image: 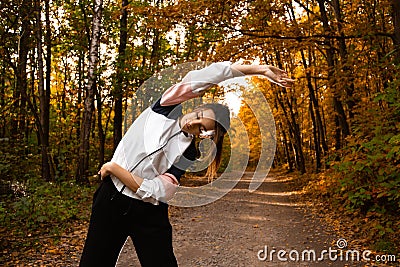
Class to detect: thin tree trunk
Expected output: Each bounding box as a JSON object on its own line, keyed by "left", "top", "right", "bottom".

{"left": 0, "top": 65, "right": 4, "bottom": 137}
{"left": 287, "top": 1, "right": 325, "bottom": 170}
{"left": 76, "top": 54, "right": 84, "bottom": 141}
{"left": 309, "top": 50, "right": 329, "bottom": 154}
{"left": 62, "top": 58, "right": 67, "bottom": 119}
{"left": 275, "top": 90, "right": 306, "bottom": 174}
{"left": 14, "top": 0, "right": 32, "bottom": 138}
{"left": 76, "top": 0, "right": 104, "bottom": 184}
{"left": 300, "top": 50, "right": 321, "bottom": 172}
{"left": 392, "top": 0, "right": 400, "bottom": 63}
{"left": 113, "top": 0, "right": 128, "bottom": 151}
{"left": 275, "top": 51, "right": 306, "bottom": 173}
{"left": 332, "top": 0, "right": 356, "bottom": 120}
{"left": 317, "top": 0, "right": 350, "bottom": 150}
{"left": 45, "top": 0, "right": 55, "bottom": 179}
{"left": 279, "top": 122, "right": 293, "bottom": 172}
{"left": 96, "top": 85, "right": 105, "bottom": 170}
{"left": 35, "top": 0, "right": 52, "bottom": 181}
{"left": 150, "top": 28, "right": 160, "bottom": 72}
{"left": 309, "top": 98, "right": 321, "bottom": 172}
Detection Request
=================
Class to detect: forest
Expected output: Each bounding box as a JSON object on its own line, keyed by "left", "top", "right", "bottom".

{"left": 1, "top": 0, "right": 399, "bottom": 264}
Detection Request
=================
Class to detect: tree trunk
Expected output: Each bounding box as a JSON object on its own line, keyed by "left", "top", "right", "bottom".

{"left": 96, "top": 85, "right": 105, "bottom": 170}
{"left": 287, "top": 0, "right": 326, "bottom": 169}
{"left": 61, "top": 58, "right": 68, "bottom": 119}
{"left": 309, "top": 97, "right": 321, "bottom": 172}
{"left": 332, "top": 0, "right": 356, "bottom": 120}
{"left": 13, "top": 0, "right": 32, "bottom": 138}
{"left": 113, "top": 0, "right": 128, "bottom": 151}
{"left": 35, "top": 0, "right": 52, "bottom": 181}
{"left": 317, "top": 0, "right": 350, "bottom": 150}
{"left": 300, "top": 50, "right": 322, "bottom": 172}
{"left": 150, "top": 28, "right": 160, "bottom": 72}
{"left": 275, "top": 90, "right": 306, "bottom": 174}
{"left": 270, "top": 51, "right": 306, "bottom": 173}
{"left": 392, "top": 0, "right": 400, "bottom": 63}
{"left": 45, "top": 0, "right": 51, "bottom": 131}
{"left": 0, "top": 65, "right": 4, "bottom": 137}
{"left": 45, "top": 0, "right": 55, "bottom": 179}
{"left": 279, "top": 122, "right": 293, "bottom": 172}
{"left": 76, "top": 0, "right": 104, "bottom": 184}
{"left": 76, "top": 53, "right": 84, "bottom": 141}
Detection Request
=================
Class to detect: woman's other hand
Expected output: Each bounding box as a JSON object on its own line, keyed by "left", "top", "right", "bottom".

{"left": 98, "top": 162, "right": 115, "bottom": 180}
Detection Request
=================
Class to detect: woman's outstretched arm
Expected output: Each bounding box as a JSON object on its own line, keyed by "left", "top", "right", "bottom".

{"left": 160, "top": 61, "right": 294, "bottom": 106}
{"left": 160, "top": 62, "right": 235, "bottom": 106}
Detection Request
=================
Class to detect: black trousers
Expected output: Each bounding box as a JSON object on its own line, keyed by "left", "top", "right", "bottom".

{"left": 79, "top": 177, "right": 178, "bottom": 267}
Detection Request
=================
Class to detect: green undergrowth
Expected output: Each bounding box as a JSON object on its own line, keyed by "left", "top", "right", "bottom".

{"left": 0, "top": 178, "right": 94, "bottom": 258}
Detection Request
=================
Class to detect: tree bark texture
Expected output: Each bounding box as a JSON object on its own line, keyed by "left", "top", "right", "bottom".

{"left": 76, "top": 0, "right": 104, "bottom": 184}
{"left": 35, "top": 0, "right": 53, "bottom": 181}
{"left": 113, "top": 0, "right": 128, "bottom": 152}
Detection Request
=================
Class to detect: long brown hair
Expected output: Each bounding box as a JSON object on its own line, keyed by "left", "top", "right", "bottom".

{"left": 196, "top": 103, "right": 230, "bottom": 180}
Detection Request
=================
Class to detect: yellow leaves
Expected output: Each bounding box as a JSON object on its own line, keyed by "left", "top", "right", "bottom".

{"left": 237, "top": 101, "right": 262, "bottom": 164}
{"left": 293, "top": 65, "right": 305, "bottom": 80}
{"left": 45, "top": 248, "right": 61, "bottom": 255}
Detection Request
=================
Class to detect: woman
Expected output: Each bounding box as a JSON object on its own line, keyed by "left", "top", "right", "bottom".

{"left": 79, "top": 61, "right": 293, "bottom": 266}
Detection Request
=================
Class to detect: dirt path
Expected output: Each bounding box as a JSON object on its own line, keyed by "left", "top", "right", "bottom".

{"left": 116, "top": 171, "right": 363, "bottom": 267}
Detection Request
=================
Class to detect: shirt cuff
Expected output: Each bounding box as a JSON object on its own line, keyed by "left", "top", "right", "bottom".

{"left": 136, "top": 173, "right": 180, "bottom": 203}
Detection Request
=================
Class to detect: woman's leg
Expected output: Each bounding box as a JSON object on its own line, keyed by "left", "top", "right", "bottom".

{"left": 79, "top": 178, "right": 130, "bottom": 267}
{"left": 128, "top": 201, "right": 178, "bottom": 267}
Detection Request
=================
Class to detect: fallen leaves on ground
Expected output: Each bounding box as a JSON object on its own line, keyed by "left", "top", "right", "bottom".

{"left": 1, "top": 222, "right": 88, "bottom": 266}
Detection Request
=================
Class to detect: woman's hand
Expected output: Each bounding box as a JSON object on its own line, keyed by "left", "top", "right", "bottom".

{"left": 231, "top": 63, "right": 295, "bottom": 88}
{"left": 261, "top": 65, "right": 295, "bottom": 88}
{"left": 98, "top": 162, "right": 143, "bottom": 191}
{"left": 98, "top": 162, "right": 115, "bottom": 180}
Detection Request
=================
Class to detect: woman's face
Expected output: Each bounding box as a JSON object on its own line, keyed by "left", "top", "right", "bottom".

{"left": 180, "top": 108, "right": 216, "bottom": 137}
